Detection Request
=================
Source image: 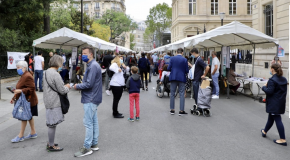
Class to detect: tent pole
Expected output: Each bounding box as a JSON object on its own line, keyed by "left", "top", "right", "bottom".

{"left": 226, "top": 46, "right": 230, "bottom": 99}
{"left": 252, "top": 44, "right": 256, "bottom": 77}
{"left": 275, "top": 44, "right": 279, "bottom": 64}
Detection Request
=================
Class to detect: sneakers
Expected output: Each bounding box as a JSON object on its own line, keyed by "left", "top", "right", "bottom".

{"left": 212, "top": 95, "right": 219, "bottom": 99}
{"left": 91, "top": 144, "right": 99, "bottom": 151}
{"left": 170, "top": 110, "right": 175, "bottom": 115}
{"left": 179, "top": 111, "right": 188, "bottom": 116}
{"left": 11, "top": 136, "right": 25, "bottom": 143}
{"left": 74, "top": 147, "right": 93, "bottom": 157}
{"left": 24, "top": 133, "right": 37, "bottom": 139}
{"left": 106, "top": 90, "right": 111, "bottom": 96}
{"left": 128, "top": 118, "right": 134, "bottom": 122}
{"left": 136, "top": 117, "right": 140, "bottom": 121}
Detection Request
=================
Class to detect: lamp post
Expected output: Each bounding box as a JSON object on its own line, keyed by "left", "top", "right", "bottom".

{"left": 81, "top": 0, "right": 83, "bottom": 33}
{"left": 86, "top": 25, "right": 90, "bottom": 35}
{"left": 219, "top": 12, "right": 225, "bottom": 26}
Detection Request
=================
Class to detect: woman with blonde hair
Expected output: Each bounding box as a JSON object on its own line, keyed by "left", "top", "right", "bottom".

{"left": 109, "top": 53, "right": 129, "bottom": 118}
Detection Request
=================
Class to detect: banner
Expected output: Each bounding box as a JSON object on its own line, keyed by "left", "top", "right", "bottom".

{"left": 278, "top": 45, "right": 285, "bottom": 57}
{"left": 7, "top": 52, "right": 29, "bottom": 69}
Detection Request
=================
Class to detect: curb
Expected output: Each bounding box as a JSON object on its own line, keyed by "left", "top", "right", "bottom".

{"left": 0, "top": 76, "right": 20, "bottom": 84}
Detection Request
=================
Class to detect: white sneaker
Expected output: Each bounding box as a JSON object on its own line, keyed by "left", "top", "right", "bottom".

{"left": 106, "top": 90, "right": 111, "bottom": 96}
{"left": 212, "top": 95, "right": 219, "bottom": 99}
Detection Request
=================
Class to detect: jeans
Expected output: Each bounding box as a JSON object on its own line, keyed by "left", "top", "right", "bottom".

{"left": 212, "top": 73, "right": 220, "bottom": 96}
{"left": 34, "top": 70, "right": 43, "bottom": 90}
{"left": 111, "top": 86, "right": 124, "bottom": 115}
{"left": 129, "top": 93, "right": 140, "bottom": 119}
{"left": 192, "top": 81, "right": 200, "bottom": 105}
{"left": 153, "top": 62, "right": 158, "bottom": 75}
{"left": 149, "top": 66, "right": 154, "bottom": 81}
{"left": 264, "top": 113, "right": 286, "bottom": 139}
{"left": 104, "top": 72, "right": 110, "bottom": 90}
{"left": 140, "top": 69, "right": 148, "bottom": 88}
{"left": 170, "top": 81, "right": 185, "bottom": 111}
{"left": 83, "top": 103, "right": 99, "bottom": 149}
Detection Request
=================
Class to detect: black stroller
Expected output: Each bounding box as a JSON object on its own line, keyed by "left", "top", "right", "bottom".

{"left": 190, "top": 78, "right": 212, "bottom": 117}
{"left": 156, "top": 75, "right": 178, "bottom": 98}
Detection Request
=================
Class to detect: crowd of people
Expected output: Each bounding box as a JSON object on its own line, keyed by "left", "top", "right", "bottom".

{"left": 9, "top": 46, "right": 288, "bottom": 158}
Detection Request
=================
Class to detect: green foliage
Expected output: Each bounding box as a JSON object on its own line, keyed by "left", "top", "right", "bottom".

{"left": 146, "top": 3, "right": 172, "bottom": 46}
{"left": 70, "top": 11, "right": 94, "bottom": 34}
{"left": 50, "top": 2, "right": 75, "bottom": 32}
{"left": 143, "top": 28, "right": 154, "bottom": 45}
{"left": 91, "top": 22, "right": 110, "bottom": 41}
{"left": 98, "top": 10, "right": 134, "bottom": 42}
{"left": 130, "top": 33, "right": 136, "bottom": 50}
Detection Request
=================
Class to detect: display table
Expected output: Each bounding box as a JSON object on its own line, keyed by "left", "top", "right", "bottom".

{"left": 236, "top": 77, "right": 268, "bottom": 100}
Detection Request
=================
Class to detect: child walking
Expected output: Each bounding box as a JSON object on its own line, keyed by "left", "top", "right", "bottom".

{"left": 126, "top": 66, "right": 141, "bottom": 122}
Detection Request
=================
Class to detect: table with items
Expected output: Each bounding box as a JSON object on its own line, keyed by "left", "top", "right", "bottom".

{"left": 236, "top": 77, "right": 268, "bottom": 100}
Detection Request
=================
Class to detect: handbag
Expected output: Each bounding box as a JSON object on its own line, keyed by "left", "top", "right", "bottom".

{"left": 45, "top": 72, "right": 70, "bottom": 114}
{"left": 12, "top": 92, "right": 32, "bottom": 121}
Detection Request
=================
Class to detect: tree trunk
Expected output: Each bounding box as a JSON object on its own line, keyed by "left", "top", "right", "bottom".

{"left": 43, "top": 0, "right": 50, "bottom": 34}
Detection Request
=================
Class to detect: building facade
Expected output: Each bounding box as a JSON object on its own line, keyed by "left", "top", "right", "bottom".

{"left": 73, "top": 0, "right": 126, "bottom": 19}
{"left": 171, "top": 0, "right": 252, "bottom": 42}
{"left": 132, "top": 21, "right": 152, "bottom": 51}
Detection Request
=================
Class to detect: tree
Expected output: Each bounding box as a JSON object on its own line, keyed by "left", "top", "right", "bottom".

{"left": 97, "top": 10, "right": 134, "bottom": 43}
{"left": 70, "top": 10, "right": 94, "bottom": 34}
{"left": 91, "top": 22, "right": 110, "bottom": 42}
{"left": 146, "top": 3, "right": 172, "bottom": 46}
{"left": 143, "top": 28, "right": 154, "bottom": 50}
{"left": 130, "top": 33, "right": 135, "bottom": 50}
{"left": 50, "top": 2, "right": 75, "bottom": 32}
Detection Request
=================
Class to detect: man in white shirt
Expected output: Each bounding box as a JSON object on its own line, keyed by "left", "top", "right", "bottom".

{"left": 34, "top": 51, "right": 45, "bottom": 92}
{"left": 62, "top": 53, "right": 66, "bottom": 67}
{"left": 211, "top": 51, "right": 220, "bottom": 99}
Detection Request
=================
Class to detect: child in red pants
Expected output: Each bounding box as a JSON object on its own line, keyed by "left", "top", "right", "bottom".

{"left": 126, "top": 66, "right": 141, "bottom": 122}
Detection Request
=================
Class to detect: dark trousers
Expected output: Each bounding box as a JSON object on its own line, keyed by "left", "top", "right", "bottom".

{"left": 230, "top": 83, "right": 240, "bottom": 92}
{"left": 264, "top": 113, "right": 286, "bottom": 139}
{"left": 192, "top": 81, "right": 200, "bottom": 105}
{"left": 153, "top": 62, "right": 158, "bottom": 75}
{"left": 111, "top": 86, "right": 124, "bottom": 116}
{"left": 140, "top": 68, "right": 148, "bottom": 88}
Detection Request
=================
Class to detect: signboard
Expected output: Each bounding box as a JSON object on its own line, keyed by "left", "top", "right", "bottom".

{"left": 7, "top": 52, "right": 29, "bottom": 69}
{"left": 278, "top": 45, "right": 285, "bottom": 57}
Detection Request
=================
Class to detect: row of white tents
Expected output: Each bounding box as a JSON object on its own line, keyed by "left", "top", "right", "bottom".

{"left": 32, "top": 27, "right": 134, "bottom": 53}
{"left": 149, "top": 21, "right": 279, "bottom": 53}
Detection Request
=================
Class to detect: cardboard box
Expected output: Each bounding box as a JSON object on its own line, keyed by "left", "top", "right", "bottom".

{"left": 200, "top": 79, "right": 211, "bottom": 89}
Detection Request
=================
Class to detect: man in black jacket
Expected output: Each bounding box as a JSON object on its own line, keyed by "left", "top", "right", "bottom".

{"left": 102, "top": 51, "right": 114, "bottom": 95}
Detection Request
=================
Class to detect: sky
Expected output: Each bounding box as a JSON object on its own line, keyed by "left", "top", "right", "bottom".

{"left": 125, "top": 0, "right": 171, "bottom": 22}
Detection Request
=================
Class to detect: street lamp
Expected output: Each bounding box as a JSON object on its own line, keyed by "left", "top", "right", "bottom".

{"left": 219, "top": 12, "right": 225, "bottom": 26}
{"left": 86, "top": 25, "right": 90, "bottom": 35}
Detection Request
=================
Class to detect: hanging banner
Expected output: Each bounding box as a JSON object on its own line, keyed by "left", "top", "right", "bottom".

{"left": 7, "top": 52, "right": 29, "bottom": 69}
{"left": 278, "top": 45, "right": 285, "bottom": 57}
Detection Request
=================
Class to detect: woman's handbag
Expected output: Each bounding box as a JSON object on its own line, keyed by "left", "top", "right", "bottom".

{"left": 12, "top": 92, "right": 32, "bottom": 121}
{"left": 45, "top": 73, "right": 70, "bottom": 114}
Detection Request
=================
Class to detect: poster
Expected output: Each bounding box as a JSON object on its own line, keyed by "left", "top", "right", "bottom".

{"left": 7, "top": 52, "right": 29, "bottom": 69}
{"left": 278, "top": 45, "right": 285, "bottom": 57}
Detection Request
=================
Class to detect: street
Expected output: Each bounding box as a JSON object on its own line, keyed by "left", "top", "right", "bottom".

{"left": 0, "top": 76, "right": 289, "bottom": 160}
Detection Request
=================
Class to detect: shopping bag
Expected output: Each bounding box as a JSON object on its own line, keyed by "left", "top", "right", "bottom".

{"left": 12, "top": 92, "right": 32, "bottom": 121}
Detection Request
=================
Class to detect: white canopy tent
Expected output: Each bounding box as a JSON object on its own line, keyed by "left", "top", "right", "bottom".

{"left": 32, "top": 27, "right": 116, "bottom": 51}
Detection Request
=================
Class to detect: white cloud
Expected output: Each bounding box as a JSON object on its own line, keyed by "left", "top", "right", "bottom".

{"left": 125, "top": 0, "right": 171, "bottom": 22}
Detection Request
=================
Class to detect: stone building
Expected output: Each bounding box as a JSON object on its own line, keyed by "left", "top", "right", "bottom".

{"left": 132, "top": 21, "right": 152, "bottom": 51}
{"left": 171, "top": 0, "right": 252, "bottom": 42}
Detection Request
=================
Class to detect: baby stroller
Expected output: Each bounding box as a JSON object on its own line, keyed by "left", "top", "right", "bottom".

{"left": 190, "top": 77, "right": 212, "bottom": 117}
{"left": 156, "top": 75, "right": 178, "bottom": 98}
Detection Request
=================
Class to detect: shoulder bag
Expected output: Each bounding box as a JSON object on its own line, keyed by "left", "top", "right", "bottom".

{"left": 45, "top": 72, "right": 70, "bottom": 114}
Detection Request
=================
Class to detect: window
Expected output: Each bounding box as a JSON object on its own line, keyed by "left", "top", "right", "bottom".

{"left": 95, "top": 12, "right": 100, "bottom": 18}
{"left": 73, "top": 4, "right": 78, "bottom": 9}
{"left": 189, "top": 0, "right": 196, "bottom": 15}
{"left": 84, "top": 3, "right": 88, "bottom": 10}
{"left": 95, "top": 2, "right": 100, "bottom": 9}
{"left": 247, "top": 0, "right": 252, "bottom": 15}
{"left": 86, "top": 12, "right": 89, "bottom": 16}
{"left": 229, "top": 0, "right": 236, "bottom": 15}
{"left": 264, "top": 4, "right": 273, "bottom": 37}
{"left": 211, "top": 0, "right": 218, "bottom": 15}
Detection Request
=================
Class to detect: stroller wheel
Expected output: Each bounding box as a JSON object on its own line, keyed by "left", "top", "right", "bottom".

{"left": 196, "top": 111, "right": 200, "bottom": 116}
{"left": 190, "top": 109, "right": 194, "bottom": 114}
{"left": 193, "top": 104, "right": 197, "bottom": 110}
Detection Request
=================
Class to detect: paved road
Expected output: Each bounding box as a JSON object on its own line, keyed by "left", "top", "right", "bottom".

{"left": 0, "top": 76, "right": 289, "bottom": 160}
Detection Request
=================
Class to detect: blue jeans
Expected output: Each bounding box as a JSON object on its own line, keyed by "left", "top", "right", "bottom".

{"left": 34, "top": 70, "right": 43, "bottom": 90}
{"left": 212, "top": 73, "right": 220, "bottom": 96}
{"left": 170, "top": 81, "right": 185, "bottom": 111}
{"left": 83, "top": 103, "right": 99, "bottom": 149}
{"left": 153, "top": 62, "right": 158, "bottom": 75}
{"left": 192, "top": 81, "right": 200, "bottom": 105}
